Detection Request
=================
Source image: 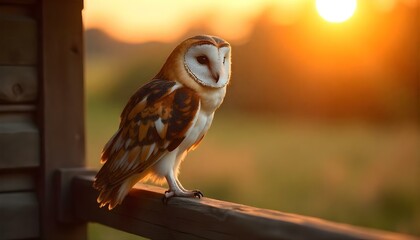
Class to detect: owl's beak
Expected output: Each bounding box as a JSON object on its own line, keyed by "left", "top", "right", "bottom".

{"left": 212, "top": 72, "right": 220, "bottom": 83}
{"left": 210, "top": 66, "right": 220, "bottom": 83}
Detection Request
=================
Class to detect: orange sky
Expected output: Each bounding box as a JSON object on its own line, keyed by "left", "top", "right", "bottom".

{"left": 83, "top": 0, "right": 418, "bottom": 43}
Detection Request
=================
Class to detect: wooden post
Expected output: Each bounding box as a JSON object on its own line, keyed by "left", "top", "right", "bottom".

{"left": 39, "top": 0, "right": 86, "bottom": 239}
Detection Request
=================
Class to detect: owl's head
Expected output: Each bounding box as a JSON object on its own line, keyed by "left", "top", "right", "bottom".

{"left": 157, "top": 35, "right": 231, "bottom": 89}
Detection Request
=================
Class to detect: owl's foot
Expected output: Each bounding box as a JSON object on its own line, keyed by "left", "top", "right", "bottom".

{"left": 162, "top": 189, "right": 203, "bottom": 203}
{"left": 163, "top": 173, "right": 204, "bottom": 203}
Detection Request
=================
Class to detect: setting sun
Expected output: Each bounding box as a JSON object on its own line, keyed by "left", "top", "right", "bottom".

{"left": 316, "top": 0, "right": 357, "bottom": 23}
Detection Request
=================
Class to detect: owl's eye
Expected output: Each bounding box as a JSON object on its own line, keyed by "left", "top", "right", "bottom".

{"left": 196, "top": 55, "right": 209, "bottom": 65}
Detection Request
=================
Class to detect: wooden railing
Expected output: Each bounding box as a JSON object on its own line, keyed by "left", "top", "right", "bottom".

{"left": 57, "top": 169, "right": 417, "bottom": 240}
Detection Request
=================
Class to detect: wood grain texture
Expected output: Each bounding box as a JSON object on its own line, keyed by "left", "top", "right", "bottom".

{"left": 0, "top": 14, "right": 37, "bottom": 65}
{"left": 72, "top": 175, "right": 418, "bottom": 240}
{"left": 0, "top": 66, "right": 37, "bottom": 102}
{"left": 39, "top": 0, "right": 86, "bottom": 239}
{"left": 0, "top": 113, "right": 39, "bottom": 169}
{"left": 0, "top": 192, "right": 39, "bottom": 239}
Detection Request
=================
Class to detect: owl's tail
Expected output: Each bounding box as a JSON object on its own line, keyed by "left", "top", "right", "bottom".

{"left": 92, "top": 130, "right": 129, "bottom": 210}
{"left": 95, "top": 185, "right": 122, "bottom": 210}
{"left": 93, "top": 174, "right": 140, "bottom": 210}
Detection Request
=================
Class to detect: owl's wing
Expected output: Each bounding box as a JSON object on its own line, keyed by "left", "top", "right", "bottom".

{"left": 94, "top": 79, "right": 200, "bottom": 190}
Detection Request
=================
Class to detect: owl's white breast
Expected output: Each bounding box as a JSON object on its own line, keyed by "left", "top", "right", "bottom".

{"left": 150, "top": 88, "right": 224, "bottom": 179}
{"left": 197, "top": 87, "right": 226, "bottom": 114}
{"left": 180, "top": 108, "right": 214, "bottom": 152}
{"left": 181, "top": 85, "right": 226, "bottom": 151}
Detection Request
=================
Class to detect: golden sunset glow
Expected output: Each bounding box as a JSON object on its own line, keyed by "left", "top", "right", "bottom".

{"left": 83, "top": 0, "right": 272, "bottom": 43}
{"left": 83, "top": 0, "right": 316, "bottom": 43}
{"left": 84, "top": 0, "right": 420, "bottom": 237}
{"left": 83, "top": 0, "right": 419, "bottom": 43}
{"left": 316, "top": 0, "right": 357, "bottom": 23}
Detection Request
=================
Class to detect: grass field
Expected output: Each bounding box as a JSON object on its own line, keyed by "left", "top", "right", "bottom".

{"left": 86, "top": 96, "right": 420, "bottom": 239}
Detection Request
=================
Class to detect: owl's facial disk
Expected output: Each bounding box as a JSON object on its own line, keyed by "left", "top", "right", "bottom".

{"left": 184, "top": 44, "right": 231, "bottom": 88}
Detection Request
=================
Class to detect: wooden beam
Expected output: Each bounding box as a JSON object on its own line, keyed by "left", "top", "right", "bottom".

{"left": 0, "top": 104, "right": 36, "bottom": 112}
{"left": 56, "top": 168, "right": 97, "bottom": 223}
{"left": 0, "top": 66, "right": 38, "bottom": 103}
{"left": 71, "top": 174, "right": 417, "bottom": 240}
{"left": 0, "top": 192, "right": 39, "bottom": 239}
{"left": 0, "top": 113, "right": 39, "bottom": 169}
{"left": 39, "top": 0, "right": 85, "bottom": 239}
{"left": 0, "top": 171, "right": 35, "bottom": 192}
{"left": 0, "top": 13, "right": 37, "bottom": 65}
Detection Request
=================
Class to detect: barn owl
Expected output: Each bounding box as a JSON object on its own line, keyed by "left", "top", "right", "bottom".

{"left": 93, "top": 35, "right": 231, "bottom": 210}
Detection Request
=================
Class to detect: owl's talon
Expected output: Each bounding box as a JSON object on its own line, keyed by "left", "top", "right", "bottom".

{"left": 161, "top": 189, "right": 203, "bottom": 203}
{"left": 193, "top": 190, "right": 203, "bottom": 198}
{"left": 164, "top": 190, "right": 174, "bottom": 198}
{"left": 162, "top": 190, "right": 175, "bottom": 204}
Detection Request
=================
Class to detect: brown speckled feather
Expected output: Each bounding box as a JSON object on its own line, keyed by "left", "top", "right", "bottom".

{"left": 93, "top": 79, "right": 200, "bottom": 208}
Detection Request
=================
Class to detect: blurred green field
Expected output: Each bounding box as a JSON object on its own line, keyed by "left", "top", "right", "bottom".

{"left": 86, "top": 95, "right": 420, "bottom": 239}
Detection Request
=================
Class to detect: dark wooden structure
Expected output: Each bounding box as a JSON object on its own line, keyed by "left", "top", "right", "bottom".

{"left": 0, "top": 0, "right": 418, "bottom": 240}
{"left": 0, "top": 0, "right": 84, "bottom": 239}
